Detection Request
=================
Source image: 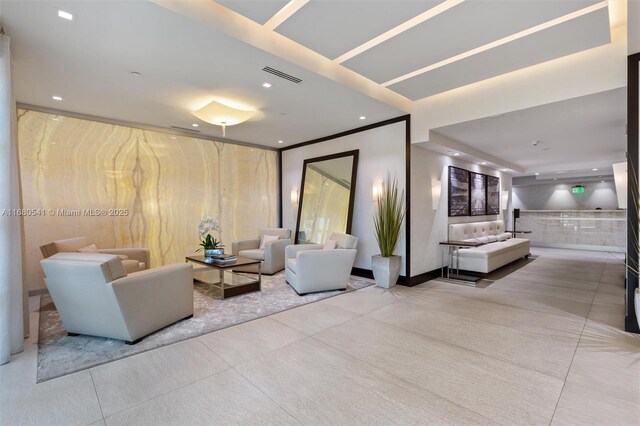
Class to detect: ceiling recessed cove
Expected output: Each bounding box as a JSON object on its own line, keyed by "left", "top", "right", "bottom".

{"left": 262, "top": 66, "right": 302, "bottom": 84}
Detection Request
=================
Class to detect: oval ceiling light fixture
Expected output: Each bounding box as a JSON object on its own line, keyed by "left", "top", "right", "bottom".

{"left": 192, "top": 100, "right": 256, "bottom": 137}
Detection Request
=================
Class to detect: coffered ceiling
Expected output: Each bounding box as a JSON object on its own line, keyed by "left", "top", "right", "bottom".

{"left": 0, "top": 0, "right": 623, "bottom": 156}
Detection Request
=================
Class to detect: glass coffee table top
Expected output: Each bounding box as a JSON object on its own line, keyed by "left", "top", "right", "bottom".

{"left": 185, "top": 255, "right": 261, "bottom": 299}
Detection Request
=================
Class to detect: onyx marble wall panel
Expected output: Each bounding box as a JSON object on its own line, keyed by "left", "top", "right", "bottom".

{"left": 17, "top": 109, "right": 278, "bottom": 290}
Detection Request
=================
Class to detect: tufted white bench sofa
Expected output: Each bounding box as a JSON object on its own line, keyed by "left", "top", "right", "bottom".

{"left": 449, "top": 220, "right": 530, "bottom": 274}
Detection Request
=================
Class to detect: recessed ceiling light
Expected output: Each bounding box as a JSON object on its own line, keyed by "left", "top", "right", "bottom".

{"left": 553, "top": 178, "right": 558, "bottom": 181}
{"left": 535, "top": 172, "right": 540, "bottom": 176}
{"left": 277, "top": 140, "right": 284, "bottom": 144}
{"left": 592, "top": 168, "right": 598, "bottom": 171}
{"left": 453, "top": 152, "right": 460, "bottom": 156}
{"left": 52, "top": 95, "right": 62, "bottom": 101}
{"left": 601, "top": 180, "right": 605, "bottom": 183}
{"left": 501, "top": 168, "right": 509, "bottom": 172}
{"left": 480, "top": 162, "right": 487, "bottom": 165}
{"left": 359, "top": 116, "right": 366, "bottom": 120}
{"left": 192, "top": 123, "right": 199, "bottom": 127}
{"left": 262, "top": 82, "right": 272, "bottom": 88}
{"left": 57, "top": 10, "right": 74, "bottom": 21}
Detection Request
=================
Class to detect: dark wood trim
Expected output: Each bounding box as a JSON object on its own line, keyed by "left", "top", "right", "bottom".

{"left": 351, "top": 267, "right": 374, "bottom": 279}
{"left": 404, "top": 115, "right": 411, "bottom": 281}
{"left": 294, "top": 150, "right": 359, "bottom": 244}
{"left": 280, "top": 115, "right": 411, "bottom": 152}
{"left": 407, "top": 268, "right": 442, "bottom": 287}
{"left": 626, "top": 53, "right": 640, "bottom": 333}
{"left": 277, "top": 150, "right": 283, "bottom": 228}
{"left": 28, "top": 288, "right": 49, "bottom": 297}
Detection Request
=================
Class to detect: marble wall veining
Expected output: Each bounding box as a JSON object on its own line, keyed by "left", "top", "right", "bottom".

{"left": 518, "top": 210, "right": 626, "bottom": 251}
{"left": 17, "top": 109, "right": 278, "bottom": 290}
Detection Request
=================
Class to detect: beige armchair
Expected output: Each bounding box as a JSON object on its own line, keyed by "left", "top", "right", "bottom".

{"left": 285, "top": 232, "right": 358, "bottom": 295}
{"left": 40, "top": 236, "right": 150, "bottom": 274}
{"left": 40, "top": 252, "right": 193, "bottom": 344}
{"left": 231, "top": 228, "right": 292, "bottom": 274}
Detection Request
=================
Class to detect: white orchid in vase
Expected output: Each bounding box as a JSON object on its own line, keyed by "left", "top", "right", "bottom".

{"left": 197, "top": 216, "right": 224, "bottom": 253}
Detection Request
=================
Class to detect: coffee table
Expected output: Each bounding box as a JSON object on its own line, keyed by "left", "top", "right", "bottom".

{"left": 185, "top": 255, "right": 261, "bottom": 299}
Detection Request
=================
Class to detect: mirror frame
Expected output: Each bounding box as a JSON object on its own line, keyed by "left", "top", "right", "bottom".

{"left": 294, "top": 149, "right": 359, "bottom": 244}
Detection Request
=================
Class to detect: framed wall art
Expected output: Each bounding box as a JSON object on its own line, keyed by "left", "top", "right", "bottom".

{"left": 486, "top": 175, "right": 500, "bottom": 215}
{"left": 470, "top": 172, "right": 487, "bottom": 216}
{"left": 448, "top": 166, "right": 469, "bottom": 217}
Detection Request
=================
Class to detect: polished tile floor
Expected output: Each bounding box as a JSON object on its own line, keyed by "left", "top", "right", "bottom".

{"left": 1, "top": 248, "right": 638, "bottom": 425}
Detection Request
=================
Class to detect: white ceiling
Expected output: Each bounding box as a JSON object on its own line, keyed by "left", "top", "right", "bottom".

{"left": 2, "top": 0, "right": 402, "bottom": 147}
{"left": 275, "top": 0, "right": 443, "bottom": 60}
{"left": 1, "top": 0, "right": 621, "bottom": 151}
{"left": 432, "top": 88, "right": 626, "bottom": 174}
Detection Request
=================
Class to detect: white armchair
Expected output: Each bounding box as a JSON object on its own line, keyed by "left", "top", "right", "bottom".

{"left": 285, "top": 232, "right": 358, "bottom": 295}
{"left": 40, "top": 236, "right": 150, "bottom": 274}
{"left": 40, "top": 252, "right": 193, "bottom": 344}
{"left": 231, "top": 228, "right": 292, "bottom": 274}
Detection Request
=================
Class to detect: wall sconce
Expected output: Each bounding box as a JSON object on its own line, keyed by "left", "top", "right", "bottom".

{"left": 290, "top": 187, "right": 299, "bottom": 205}
{"left": 192, "top": 100, "right": 256, "bottom": 137}
{"left": 372, "top": 179, "right": 384, "bottom": 202}
{"left": 501, "top": 190, "right": 509, "bottom": 210}
{"left": 431, "top": 179, "right": 442, "bottom": 211}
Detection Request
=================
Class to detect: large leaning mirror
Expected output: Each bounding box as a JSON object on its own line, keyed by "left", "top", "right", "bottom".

{"left": 295, "top": 150, "right": 359, "bottom": 244}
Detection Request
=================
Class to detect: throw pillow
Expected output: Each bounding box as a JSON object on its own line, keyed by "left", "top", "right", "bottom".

{"left": 323, "top": 239, "right": 337, "bottom": 250}
{"left": 260, "top": 234, "right": 279, "bottom": 250}
{"left": 497, "top": 232, "right": 512, "bottom": 241}
{"left": 78, "top": 244, "right": 98, "bottom": 253}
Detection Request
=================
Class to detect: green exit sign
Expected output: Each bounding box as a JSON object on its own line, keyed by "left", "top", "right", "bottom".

{"left": 572, "top": 185, "right": 585, "bottom": 194}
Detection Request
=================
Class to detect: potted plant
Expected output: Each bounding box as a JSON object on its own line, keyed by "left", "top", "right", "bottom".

{"left": 372, "top": 175, "right": 406, "bottom": 288}
{"left": 197, "top": 216, "right": 224, "bottom": 257}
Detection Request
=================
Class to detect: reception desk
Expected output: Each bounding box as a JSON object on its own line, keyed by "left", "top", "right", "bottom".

{"left": 517, "top": 210, "right": 625, "bottom": 252}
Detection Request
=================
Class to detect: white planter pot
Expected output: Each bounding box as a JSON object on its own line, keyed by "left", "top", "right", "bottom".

{"left": 372, "top": 255, "right": 401, "bottom": 288}
{"left": 635, "top": 288, "right": 640, "bottom": 329}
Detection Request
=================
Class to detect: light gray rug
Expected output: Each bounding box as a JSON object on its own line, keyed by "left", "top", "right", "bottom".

{"left": 37, "top": 272, "right": 372, "bottom": 382}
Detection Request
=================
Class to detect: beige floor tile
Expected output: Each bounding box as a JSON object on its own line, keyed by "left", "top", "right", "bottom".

{"left": 498, "top": 271, "right": 601, "bottom": 292}
{"left": 315, "top": 316, "right": 564, "bottom": 425}
{"left": 414, "top": 281, "right": 592, "bottom": 320}
{"left": 489, "top": 278, "right": 596, "bottom": 303}
{"left": 104, "top": 369, "right": 298, "bottom": 425}
{"left": 319, "top": 284, "right": 406, "bottom": 315}
{"left": 368, "top": 301, "right": 578, "bottom": 380}
{"left": 0, "top": 351, "right": 102, "bottom": 426}
{"left": 89, "top": 419, "right": 106, "bottom": 426}
{"left": 564, "top": 322, "right": 640, "bottom": 404}
{"left": 397, "top": 286, "right": 585, "bottom": 339}
{"left": 270, "top": 301, "right": 359, "bottom": 335}
{"left": 198, "top": 317, "right": 305, "bottom": 366}
{"left": 91, "top": 339, "right": 229, "bottom": 417}
{"left": 236, "top": 338, "right": 494, "bottom": 425}
{"left": 592, "top": 290, "right": 624, "bottom": 307}
{"left": 551, "top": 380, "right": 640, "bottom": 426}
{"left": 587, "top": 303, "right": 625, "bottom": 329}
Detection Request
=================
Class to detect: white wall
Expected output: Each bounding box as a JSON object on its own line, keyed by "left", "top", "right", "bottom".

{"left": 281, "top": 121, "right": 407, "bottom": 275}
{"left": 513, "top": 181, "right": 619, "bottom": 210}
{"left": 411, "top": 145, "right": 512, "bottom": 276}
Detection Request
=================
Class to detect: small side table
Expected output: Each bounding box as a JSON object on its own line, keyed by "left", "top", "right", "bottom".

{"left": 438, "top": 240, "right": 485, "bottom": 286}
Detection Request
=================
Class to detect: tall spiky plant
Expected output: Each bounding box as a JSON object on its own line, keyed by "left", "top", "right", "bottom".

{"left": 373, "top": 175, "right": 406, "bottom": 257}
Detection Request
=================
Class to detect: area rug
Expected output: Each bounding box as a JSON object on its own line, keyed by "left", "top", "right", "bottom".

{"left": 37, "top": 272, "right": 373, "bottom": 382}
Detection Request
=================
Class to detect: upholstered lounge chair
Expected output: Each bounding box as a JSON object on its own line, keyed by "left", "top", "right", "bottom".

{"left": 40, "top": 236, "right": 150, "bottom": 274}
{"left": 231, "top": 228, "right": 292, "bottom": 274}
{"left": 40, "top": 252, "right": 193, "bottom": 344}
{"left": 285, "top": 232, "right": 358, "bottom": 295}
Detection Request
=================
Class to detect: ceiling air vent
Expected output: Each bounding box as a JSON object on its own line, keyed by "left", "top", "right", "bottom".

{"left": 262, "top": 66, "right": 302, "bottom": 84}
{"left": 171, "top": 126, "right": 200, "bottom": 133}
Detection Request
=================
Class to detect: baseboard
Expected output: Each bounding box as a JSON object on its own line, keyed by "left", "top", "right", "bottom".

{"left": 28, "top": 288, "right": 49, "bottom": 297}
{"left": 405, "top": 268, "right": 442, "bottom": 287}
{"left": 351, "top": 267, "right": 374, "bottom": 279}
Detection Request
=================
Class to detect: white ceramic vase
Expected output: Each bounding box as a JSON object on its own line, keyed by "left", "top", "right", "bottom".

{"left": 372, "top": 255, "right": 401, "bottom": 288}
{"left": 635, "top": 288, "right": 640, "bottom": 329}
